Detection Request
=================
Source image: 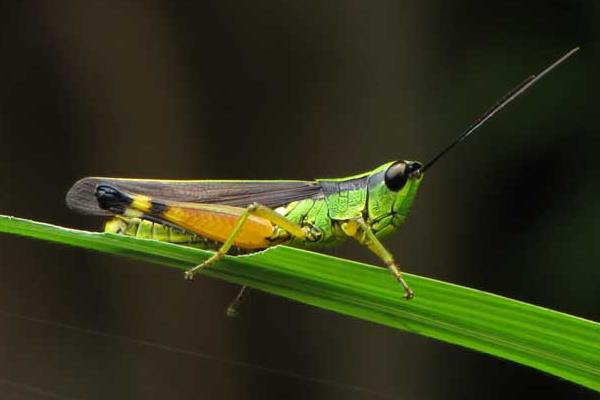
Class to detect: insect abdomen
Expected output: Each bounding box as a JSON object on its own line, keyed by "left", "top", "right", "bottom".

{"left": 104, "top": 217, "right": 249, "bottom": 254}
{"left": 96, "top": 184, "right": 274, "bottom": 250}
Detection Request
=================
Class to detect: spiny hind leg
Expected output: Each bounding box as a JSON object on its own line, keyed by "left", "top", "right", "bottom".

{"left": 353, "top": 218, "right": 414, "bottom": 299}
{"left": 184, "top": 202, "right": 320, "bottom": 280}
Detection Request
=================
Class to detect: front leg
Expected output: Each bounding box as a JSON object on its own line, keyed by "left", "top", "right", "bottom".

{"left": 347, "top": 218, "right": 414, "bottom": 299}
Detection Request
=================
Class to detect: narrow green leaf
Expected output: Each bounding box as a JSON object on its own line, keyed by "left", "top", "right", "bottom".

{"left": 1, "top": 215, "right": 599, "bottom": 391}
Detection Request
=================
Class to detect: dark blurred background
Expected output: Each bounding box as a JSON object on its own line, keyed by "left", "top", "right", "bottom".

{"left": 0, "top": 1, "right": 598, "bottom": 399}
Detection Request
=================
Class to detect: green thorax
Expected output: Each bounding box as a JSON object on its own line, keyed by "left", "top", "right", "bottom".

{"left": 320, "top": 162, "right": 422, "bottom": 235}
{"left": 282, "top": 161, "right": 423, "bottom": 245}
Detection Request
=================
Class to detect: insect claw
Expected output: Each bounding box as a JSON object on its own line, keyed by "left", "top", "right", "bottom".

{"left": 225, "top": 306, "right": 239, "bottom": 318}
{"left": 185, "top": 255, "right": 219, "bottom": 281}
{"left": 397, "top": 277, "right": 414, "bottom": 300}
{"left": 184, "top": 270, "right": 196, "bottom": 280}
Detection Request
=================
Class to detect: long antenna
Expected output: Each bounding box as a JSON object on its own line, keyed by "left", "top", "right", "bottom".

{"left": 418, "top": 47, "right": 579, "bottom": 174}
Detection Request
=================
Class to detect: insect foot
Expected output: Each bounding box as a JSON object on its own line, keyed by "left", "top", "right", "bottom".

{"left": 184, "top": 270, "right": 197, "bottom": 280}
{"left": 386, "top": 262, "right": 414, "bottom": 300}
{"left": 184, "top": 262, "right": 209, "bottom": 280}
{"left": 185, "top": 251, "right": 224, "bottom": 281}
{"left": 226, "top": 306, "right": 239, "bottom": 318}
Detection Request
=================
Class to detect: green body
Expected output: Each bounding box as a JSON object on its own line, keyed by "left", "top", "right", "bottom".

{"left": 106, "top": 161, "right": 423, "bottom": 252}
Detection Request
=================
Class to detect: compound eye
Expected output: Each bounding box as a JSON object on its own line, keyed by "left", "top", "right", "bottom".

{"left": 384, "top": 161, "right": 408, "bottom": 192}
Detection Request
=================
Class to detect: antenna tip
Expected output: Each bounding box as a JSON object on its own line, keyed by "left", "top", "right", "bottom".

{"left": 566, "top": 47, "right": 581, "bottom": 57}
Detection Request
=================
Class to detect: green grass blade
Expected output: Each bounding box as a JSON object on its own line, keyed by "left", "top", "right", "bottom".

{"left": 1, "top": 215, "right": 599, "bottom": 391}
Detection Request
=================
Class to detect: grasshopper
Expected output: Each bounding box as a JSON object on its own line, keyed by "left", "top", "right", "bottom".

{"left": 66, "top": 48, "right": 578, "bottom": 314}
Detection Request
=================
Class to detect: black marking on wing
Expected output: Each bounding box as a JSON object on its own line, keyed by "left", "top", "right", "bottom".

{"left": 66, "top": 177, "right": 324, "bottom": 216}
{"left": 95, "top": 184, "right": 132, "bottom": 214}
